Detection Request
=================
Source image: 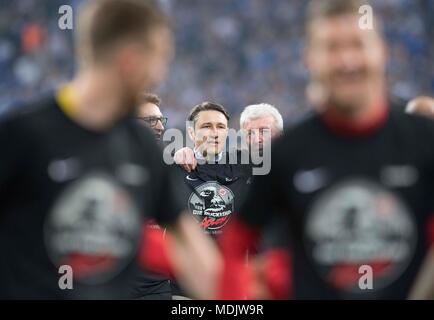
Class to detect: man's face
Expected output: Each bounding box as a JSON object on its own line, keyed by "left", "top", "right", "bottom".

{"left": 118, "top": 26, "right": 174, "bottom": 110}
{"left": 189, "top": 110, "right": 228, "bottom": 156}
{"left": 137, "top": 102, "right": 165, "bottom": 140}
{"left": 242, "top": 115, "right": 281, "bottom": 152}
{"left": 305, "top": 14, "right": 386, "bottom": 113}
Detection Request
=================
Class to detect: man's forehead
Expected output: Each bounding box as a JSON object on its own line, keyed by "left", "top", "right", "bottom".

{"left": 309, "top": 14, "right": 378, "bottom": 42}
{"left": 243, "top": 115, "right": 276, "bottom": 129}
{"left": 196, "top": 110, "right": 228, "bottom": 124}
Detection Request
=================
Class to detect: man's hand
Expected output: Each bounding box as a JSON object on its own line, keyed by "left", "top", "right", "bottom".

{"left": 167, "top": 213, "right": 222, "bottom": 299}
{"left": 249, "top": 249, "right": 291, "bottom": 300}
{"left": 406, "top": 96, "right": 434, "bottom": 119}
{"left": 408, "top": 245, "right": 434, "bottom": 299}
{"left": 174, "top": 147, "right": 197, "bottom": 172}
{"left": 249, "top": 255, "right": 272, "bottom": 299}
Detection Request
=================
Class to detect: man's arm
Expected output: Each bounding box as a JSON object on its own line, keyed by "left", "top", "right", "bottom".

{"left": 139, "top": 212, "right": 223, "bottom": 299}
{"left": 216, "top": 215, "right": 292, "bottom": 300}
{"left": 408, "top": 246, "right": 434, "bottom": 299}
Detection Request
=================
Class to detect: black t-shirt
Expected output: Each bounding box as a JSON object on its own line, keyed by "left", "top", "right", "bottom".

{"left": 168, "top": 150, "right": 251, "bottom": 297}
{"left": 241, "top": 106, "right": 434, "bottom": 299}
{"left": 179, "top": 150, "right": 252, "bottom": 236}
{"left": 0, "top": 94, "right": 183, "bottom": 299}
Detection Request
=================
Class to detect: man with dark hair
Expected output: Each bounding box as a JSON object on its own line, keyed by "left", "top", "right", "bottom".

{"left": 179, "top": 101, "right": 251, "bottom": 235}
{"left": 132, "top": 93, "right": 172, "bottom": 300}
{"left": 186, "top": 102, "right": 230, "bottom": 162}
{"left": 142, "top": 93, "right": 162, "bottom": 107}
{"left": 165, "top": 101, "right": 252, "bottom": 237}
{"left": 0, "top": 0, "right": 220, "bottom": 299}
{"left": 137, "top": 93, "right": 167, "bottom": 140}
{"left": 188, "top": 101, "right": 231, "bottom": 123}
{"left": 217, "top": 0, "right": 434, "bottom": 300}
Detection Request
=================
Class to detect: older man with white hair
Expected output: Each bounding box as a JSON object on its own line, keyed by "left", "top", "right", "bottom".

{"left": 240, "top": 103, "right": 283, "bottom": 153}
{"left": 175, "top": 103, "right": 284, "bottom": 172}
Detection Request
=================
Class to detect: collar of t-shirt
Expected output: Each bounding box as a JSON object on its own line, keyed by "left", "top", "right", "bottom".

{"left": 319, "top": 99, "right": 389, "bottom": 138}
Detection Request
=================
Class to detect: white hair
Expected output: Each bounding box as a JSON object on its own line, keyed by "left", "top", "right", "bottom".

{"left": 240, "top": 103, "right": 284, "bottom": 131}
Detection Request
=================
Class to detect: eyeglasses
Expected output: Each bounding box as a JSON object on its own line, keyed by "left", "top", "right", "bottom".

{"left": 136, "top": 116, "right": 168, "bottom": 127}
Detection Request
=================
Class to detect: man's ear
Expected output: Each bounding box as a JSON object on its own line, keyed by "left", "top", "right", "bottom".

{"left": 187, "top": 126, "right": 195, "bottom": 143}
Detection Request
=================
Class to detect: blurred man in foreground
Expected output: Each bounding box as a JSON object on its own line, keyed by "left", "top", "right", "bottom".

{"left": 0, "top": 0, "right": 220, "bottom": 299}
{"left": 133, "top": 93, "right": 173, "bottom": 299}
{"left": 217, "top": 0, "right": 434, "bottom": 299}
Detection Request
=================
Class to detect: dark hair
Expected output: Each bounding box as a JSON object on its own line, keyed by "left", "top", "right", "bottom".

{"left": 188, "top": 101, "right": 230, "bottom": 124}
{"left": 77, "top": 0, "right": 169, "bottom": 67}
{"left": 141, "top": 93, "right": 161, "bottom": 107}
{"left": 305, "top": 0, "right": 372, "bottom": 36}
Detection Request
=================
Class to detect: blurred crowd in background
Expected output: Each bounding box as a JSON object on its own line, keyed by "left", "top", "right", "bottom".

{"left": 0, "top": 0, "right": 433, "bottom": 128}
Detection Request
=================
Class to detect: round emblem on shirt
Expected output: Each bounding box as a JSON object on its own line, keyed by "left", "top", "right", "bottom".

{"left": 44, "top": 172, "right": 141, "bottom": 285}
{"left": 188, "top": 181, "right": 234, "bottom": 234}
{"left": 304, "top": 179, "right": 417, "bottom": 295}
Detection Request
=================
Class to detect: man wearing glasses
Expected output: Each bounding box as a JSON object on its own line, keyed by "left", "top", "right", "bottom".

{"left": 137, "top": 93, "right": 168, "bottom": 141}
{"left": 132, "top": 92, "right": 175, "bottom": 299}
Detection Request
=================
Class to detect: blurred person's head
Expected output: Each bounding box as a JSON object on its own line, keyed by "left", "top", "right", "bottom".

{"left": 406, "top": 96, "right": 434, "bottom": 119}
{"left": 240, "top": 103, "right": 283, "bottom": 152}
{"left": 187, "top": 102, "right": 230, "bottom": 158}
{"left": 304, "top": 0, "right": 387, "bottom": 117}
{"left": 75, "top": 0, "right": 173, "bottom": 116}
{"left": 137, "top": 93, "right": 166, "bottom": 140}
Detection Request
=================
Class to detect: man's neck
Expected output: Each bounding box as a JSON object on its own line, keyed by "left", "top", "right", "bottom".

{"left": 59, "top": 70, "right": 126, "bottom": 132}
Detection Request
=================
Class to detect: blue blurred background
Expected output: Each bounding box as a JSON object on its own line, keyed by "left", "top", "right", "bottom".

{"left": 0, "top": 0, "right": 433, "bottom": 128}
